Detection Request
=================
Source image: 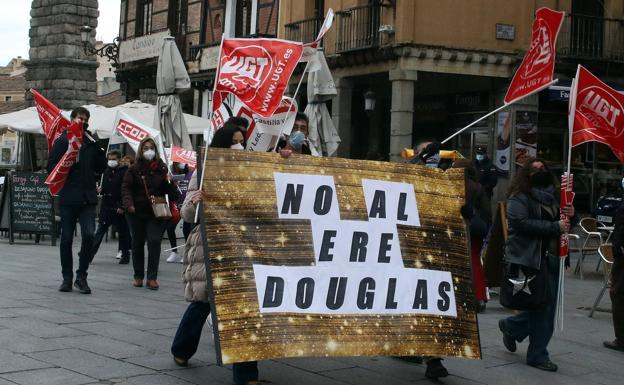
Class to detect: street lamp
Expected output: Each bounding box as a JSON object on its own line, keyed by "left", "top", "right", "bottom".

{"left": 79, "top": 26, "right": 120, "bottom": 67}
{"left": 364, "top": 90, "right": 376, "bottom": 115}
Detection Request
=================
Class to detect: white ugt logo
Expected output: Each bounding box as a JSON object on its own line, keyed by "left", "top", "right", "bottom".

{"left": 220, "top": 55, "right": 270, "bottom": 90}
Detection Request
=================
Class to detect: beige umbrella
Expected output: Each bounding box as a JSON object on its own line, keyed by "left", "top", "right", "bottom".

{"left": 153, "top": 37, "right": 192, "bottom": 149}
{"left": 304, "top": 50, "right": 340, "bottom": 156}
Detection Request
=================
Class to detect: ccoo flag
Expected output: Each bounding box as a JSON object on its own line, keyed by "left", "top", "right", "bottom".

{"left": 570, "top": 65, "right": 624, "bottom": 162}
{"left": 213, "top": 38, "right": 303, "bottom": 118}
{"left": 503, "top": 7, "right": 565, "bottom": 104}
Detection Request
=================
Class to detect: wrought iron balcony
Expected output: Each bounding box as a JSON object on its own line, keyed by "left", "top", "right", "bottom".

{"left": 188, "top": 42, "right": 221, "bottom": 61}
{"left": 285, "top": 17, "right": 323, "bottom": 44}
{"left": 335, "top": 3, "right": 384, "bottom": 53}
{"left": 557, "top": 13, "right": 624, "bottom": 62}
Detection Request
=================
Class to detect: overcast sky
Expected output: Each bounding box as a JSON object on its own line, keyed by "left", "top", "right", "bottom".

{"left": 0, "top": 0, "right": 121, "bottom": 66}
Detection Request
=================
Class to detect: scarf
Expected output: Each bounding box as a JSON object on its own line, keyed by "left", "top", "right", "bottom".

{"left": 530, "top": 185, "right": 556, "bottom": 206}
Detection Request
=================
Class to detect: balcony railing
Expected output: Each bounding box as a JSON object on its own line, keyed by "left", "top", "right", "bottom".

{"left": 188, "top": 41, "right": 221, "bottom": 61}
{"left": 335, "top": 3, "right": 384, "bottom": 53}
{"left": 557, "top": 13, "right": 624, "bottom": 62}
{"left": 285, "top": 17, "right": 323, "bottom": 44}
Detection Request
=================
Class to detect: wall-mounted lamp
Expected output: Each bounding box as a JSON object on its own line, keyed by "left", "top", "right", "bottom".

{"left": 80, "top": 26, "right": 120, "bottom": 67}
{"left": 364, "top": 90, "right": 376, "bottom": 114}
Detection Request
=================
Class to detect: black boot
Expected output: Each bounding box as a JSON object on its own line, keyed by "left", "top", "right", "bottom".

{"left": 59, "top": 280, "right": 72, "bottom": 292}
{"left": 425, "top": 358, "right": 448, "bottom": 379}
{"left": 74, "top": 278, "right": 92, "bottom": 294}
{"left": 119, "top": 254, "right": 130, "bottom": 264}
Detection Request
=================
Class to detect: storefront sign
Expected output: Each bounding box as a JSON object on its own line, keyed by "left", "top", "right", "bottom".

{"left": 119, "top": 31, "right": 170, "bottom": 63}
{"left": 199, "top": 45, "right": 221, "bottom": 71}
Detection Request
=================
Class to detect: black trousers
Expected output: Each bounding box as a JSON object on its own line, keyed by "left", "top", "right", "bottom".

{"left": 127, "top": 215, "right": 165, "bottom": 280}
{"left": 59, "top": 204, "right": 96, "bottom": 281}
{"left": 611, "top": 257, "right": 624, "bottom": 343}
{"left": 171, "top": 302, "right": 211, "bottom": 360}
{"left": 92, "top": 213, "right": 131, "bottom": 260}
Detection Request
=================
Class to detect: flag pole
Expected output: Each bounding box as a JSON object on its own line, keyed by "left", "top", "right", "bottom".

{"left": 441, "top": 79, "right": 559, "bottom": 145}
{"left": 272, "top": 60, "right": 310, "bottom": 152}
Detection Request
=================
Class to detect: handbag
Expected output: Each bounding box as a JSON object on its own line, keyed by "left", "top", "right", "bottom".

{"left": 142, "top": 176, "right": 172, "bottom": 220}
{"left": 500, "top": 257, "right": 548, "bottom": 311}
{"left": 169, "top": 201, "right": 181, "bottom": 224}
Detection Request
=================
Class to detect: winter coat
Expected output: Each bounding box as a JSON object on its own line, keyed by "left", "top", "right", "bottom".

{"left": 504, "top": 192, "right": 560, "bottom": 269}
{"left": 121, "top": 159, "right": 178, "bottom": 219}
{"left": 99, "top": 165, "right": 128, "bottom": 222}
{"left": 46, "top": 130, "right": 107, "bottom": 206}
{"left": 180, "top": 172, "right": 208, "bottom": 302}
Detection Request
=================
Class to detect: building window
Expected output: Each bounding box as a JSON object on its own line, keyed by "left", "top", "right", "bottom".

{"left": 4, "top": 96, "right": 12, "bottom": 102}
{"left": 257, "top": 0, "right": 279, "bottom": 36}
{"left": 119, "top": 0, "right": 128, "bottom": 39}
{"left": 136, "top": 0, "right": 153, "bottom": 37}
{"left": 200, "top": 0, "right": 226, "bottom": 45}
{"left": 168, "top": 0, "right": 188, "bottom": 36}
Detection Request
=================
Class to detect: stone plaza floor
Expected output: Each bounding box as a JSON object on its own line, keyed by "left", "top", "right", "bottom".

{"left": 0, "top": 233, "right": 621, "bottom": 385}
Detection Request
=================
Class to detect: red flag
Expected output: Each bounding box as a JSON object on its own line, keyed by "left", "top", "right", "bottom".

{"left": 559, "top": 173, "right": 575, "bottom": 257}
{"left": 570, "top": 66, "right": 624, "bottom": 162}
{"left": 214, "top": 38, "right": 303, "bottom": 118}
{"left": 504, "top": 8, "right": 564, "bottom": 104}
{"left": 171, "top": 145, "right": 197, "bottom": 170}
{"left": 30, "top": 89, "right": 70, "bottom": 152}
{"left": 45, "top": 121, "right": 84, "bottom": 196}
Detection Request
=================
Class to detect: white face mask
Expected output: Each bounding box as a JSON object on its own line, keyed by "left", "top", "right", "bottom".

{"left": 230, "top": 143, "right": 244, "bottom": 150}
{"left": 107, "top": 160, "right": 118, "bottom": 168}
{"left": 143, "top": 149, "right": 156, "bottom": 160}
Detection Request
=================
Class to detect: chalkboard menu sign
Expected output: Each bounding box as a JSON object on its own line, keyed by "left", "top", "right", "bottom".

{"left": 0, "top": 171, "right": 55, "bottom": 245}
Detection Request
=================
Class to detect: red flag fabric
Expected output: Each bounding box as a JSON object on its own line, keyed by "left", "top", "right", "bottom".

{"left": 214, "top": 38, "right": 303, "bottom": 118}
{"left": 559, "top": 173, "right": 575, "bottom": 257}
{"left": 571, "top": 66, "right": 624, "bottom": 162}
{"left": 30, "top": 89, "right": 70, "bottom": 152}
{"left": 45, "top": 121, "right": 84, "bottom": 196}
{"left": 171, "top": 145, "right": 197, "bottom": 170}
{"left": 503, "top": 8, "right": 564, "bottom": 104}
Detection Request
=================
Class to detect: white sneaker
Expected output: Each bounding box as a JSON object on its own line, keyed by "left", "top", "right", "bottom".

{"left": 115, "top": 251, "right": 122, "bottom": 260}
{"left": 166, "top": 252, "right": 182, "bottom": 263}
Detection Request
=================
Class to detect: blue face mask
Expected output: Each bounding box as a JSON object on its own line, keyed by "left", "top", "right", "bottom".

{"left": 288, "top": 131, "right": 306, "bottom": 150}
{"left": 476, "top": 154, "right": 485, "bottom": 162}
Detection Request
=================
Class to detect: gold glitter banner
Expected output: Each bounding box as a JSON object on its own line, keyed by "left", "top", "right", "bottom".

{"left": 200, "top": 149, "right": 480, "bottom": 365}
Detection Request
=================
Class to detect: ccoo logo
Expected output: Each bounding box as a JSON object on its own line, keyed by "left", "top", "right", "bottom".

{"left": 578, "top": 85, "right": 624, "bottom": 138}
{"left": 218, "top": 46, "right": 273, "bottom": 102}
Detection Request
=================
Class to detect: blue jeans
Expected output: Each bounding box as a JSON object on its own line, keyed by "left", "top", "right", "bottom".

{"left": 171, "top": 302, "right": 211, "bottom": 360}
{"left": 59, "top": 204, "right": 96, "bottom": 281}
{"left": 501, "top": 254, "right": 559, "bottom": 365}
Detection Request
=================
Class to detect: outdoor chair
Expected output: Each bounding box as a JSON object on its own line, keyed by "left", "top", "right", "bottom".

{"left": 589, "top": 243, "right": 614, "bottom": 317}
{"left": 574, "top": 217, "right": 604, "bottom": 280}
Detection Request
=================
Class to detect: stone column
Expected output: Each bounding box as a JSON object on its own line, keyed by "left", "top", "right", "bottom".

{"left": 332, "top": 77, "right": 353, "bottom": 158}
{"left": 389, "top": 69, "right": 417, "bottom": 162}
{"left": 25, "top": 0, "right": 99, "bottom": 109}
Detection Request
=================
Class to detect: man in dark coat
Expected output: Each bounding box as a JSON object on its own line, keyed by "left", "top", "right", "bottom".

{"left": 606, "top": 202, "right": 624, "bottom": 352}
{"left": 47, "top": 107, "right": 107, "bottom": 294}
{"left": 474, "top": 145, "right": 498, "bottom": 198}
{"left": 91, "top": 150, "right": 131, "bottom": 265}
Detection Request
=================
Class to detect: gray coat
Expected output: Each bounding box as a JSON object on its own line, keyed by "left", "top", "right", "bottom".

{"left": 504, "top": 192, "right": 560, "bottom": 269}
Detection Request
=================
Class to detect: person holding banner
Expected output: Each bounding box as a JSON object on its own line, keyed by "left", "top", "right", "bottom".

{"left": 47, "top": 107, "right": 107, "bottom": 294}
{"left": 122, "top": 138, "right": 178, "bottom": 290}
{"left": 498, "top": 158, "right": 574, "bottom": 372}
{"left": 171, "top": 123, "right": 262, "bottom": 385}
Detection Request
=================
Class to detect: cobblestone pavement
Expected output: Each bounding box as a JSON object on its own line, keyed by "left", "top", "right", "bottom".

{"left": 0, "top": 234, "right": 621, "bottom": 385}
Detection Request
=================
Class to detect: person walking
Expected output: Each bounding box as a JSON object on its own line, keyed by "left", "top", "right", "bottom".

{"left": 605, "top": 200, "right": 624, "bottom": 352}
{"left": 498, "top": 158, "right": 574, "bottom": 372}
{"left": 122, "top": 137, "right": 177, "bottom": 290}
{"left": 91, "top": 150, "right": 131, "bottom": 264}
{"left": 47, "top": 107, "right": 106, "bottom": 294}
{"left": 170, "top": 123, "right": 261, "bottom": 385}
{"left": 165, "top": 162, "right": 189, "bottom": 263}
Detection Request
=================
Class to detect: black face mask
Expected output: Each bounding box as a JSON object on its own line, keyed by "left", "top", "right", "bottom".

{"left": 530, "top": 170, "right": 551, "bottom": 188}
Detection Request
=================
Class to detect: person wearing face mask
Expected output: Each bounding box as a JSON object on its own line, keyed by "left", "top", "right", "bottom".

{"left": 473, "top": 145, "right": 498, "bottom": 198}
{"left": 122, "top": 138, "right": 178, "bottom": 290}
{"left": 498, "top": 158, "right": 575, "bottom": 372}
{"left": 47, "top": 107, "right": 107, "bottom": 294}
{"left": 278, "top": 113, "right": 317, "bottom": 155}
{"left": 91, "top": 151, "right": 131, "bottom": 264}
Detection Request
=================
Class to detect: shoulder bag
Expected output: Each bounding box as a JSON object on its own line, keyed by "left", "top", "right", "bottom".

{"left": 142, "top": 176, "right": 172, "bottom": 220}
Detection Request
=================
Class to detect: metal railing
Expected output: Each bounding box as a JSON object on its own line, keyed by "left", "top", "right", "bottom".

{"left": 188, "top": 41, "right": 221, "bottom": 61}
{"left": 335, "top": 3, "right": 383, "bottom": 53}
{"left": 557, "top": 13, "right": 624, "bottom": 61}
{"left": 285, "top": 17, "right": 323, "bottom": 44}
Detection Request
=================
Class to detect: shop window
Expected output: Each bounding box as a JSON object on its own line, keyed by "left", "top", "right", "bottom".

{"left": 257, "top": 0, "right": 279, "bottom": 36}
{"left": 168, "top": 0, "right": 188, "bottom": 36}
{"left": 235, "top": 0, "right": 253, "bottom": 37}
{"left": 200, "top": 0, "right": 225, "bottom": 45}
{"left": 136, "top": 0, "right": 153, "bottom": 37}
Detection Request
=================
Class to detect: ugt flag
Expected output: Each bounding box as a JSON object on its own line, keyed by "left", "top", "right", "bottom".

{"left": 31, "top": 89, "right": 69, "bottom": 152}
{"left": 503, "top": 7, "right": 564, "bottom": 104}
{"left": 45, "top": 121, "right": 83, "bottom": 195}
{"left": 214, "top": 38, "right": 303, "bottom": 118}
{"left": 570, "top": 65, "right": 624, "bottom": 162}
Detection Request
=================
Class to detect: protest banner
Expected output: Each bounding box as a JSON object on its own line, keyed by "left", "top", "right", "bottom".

{"left": 199, "top": 149, "right": 480, "bottom": 364}
{"left": 170, "top": 145, "right": 197, "bottom": 169}
{"left": 31, "top": 89, "right": 69, "bottom": 152}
